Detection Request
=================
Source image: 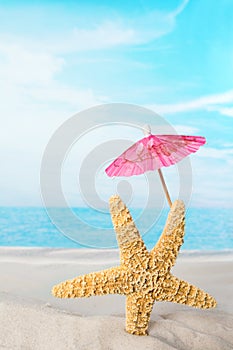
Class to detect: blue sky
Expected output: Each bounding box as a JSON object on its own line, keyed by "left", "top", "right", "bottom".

{"left": 0, "top": 0, "right": 232, "bottom": 207}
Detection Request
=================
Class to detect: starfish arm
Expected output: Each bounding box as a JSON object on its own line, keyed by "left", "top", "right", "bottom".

{"left": 52, "top": 266, "right": 133, "bottom": 298}
{"left": 109, "top": 195, "right": 150, "bottom": 270}
{"left": 51, "top": 195, "right": 217, "bottom": 337}
{"left": 150, "top": 200, "right": 185, "bottom": 271}
{"left": 154, "top": 275, "right": 217, "bottom": 309}
{"left": 125, "top": 292, "right": 155, "bottom": 336}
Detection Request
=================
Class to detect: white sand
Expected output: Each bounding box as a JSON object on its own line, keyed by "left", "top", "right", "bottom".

{"left": 0, "top": 247, "right": 233, "bottom": 349}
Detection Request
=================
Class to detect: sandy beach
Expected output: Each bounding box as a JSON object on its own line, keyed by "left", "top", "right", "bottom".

{"left": 0, "top": 247, "right": 232, "bottom": 349}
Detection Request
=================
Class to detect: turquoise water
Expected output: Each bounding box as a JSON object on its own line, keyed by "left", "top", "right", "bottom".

{"left": 0, "top": 207, "right": 232, "bottom": 250}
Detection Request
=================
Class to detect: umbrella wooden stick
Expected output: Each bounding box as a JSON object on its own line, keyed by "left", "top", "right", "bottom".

{"left": 158, "top": 168, "right": 172, "bottom": 207}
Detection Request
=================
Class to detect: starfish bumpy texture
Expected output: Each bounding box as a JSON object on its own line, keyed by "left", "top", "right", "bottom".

{"left": 52, "top": 195, "right": 217, "bottom": 336}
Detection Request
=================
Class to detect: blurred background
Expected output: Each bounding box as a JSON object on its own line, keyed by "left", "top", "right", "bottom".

{"left": 0, "top": 0, "right": 232, "bottom": 249}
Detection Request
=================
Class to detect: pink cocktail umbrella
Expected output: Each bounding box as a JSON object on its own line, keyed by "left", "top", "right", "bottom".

{"left": 105, "top": 126, "right": 206, "bottom": 207}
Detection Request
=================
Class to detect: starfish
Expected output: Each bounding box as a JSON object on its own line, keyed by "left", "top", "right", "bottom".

{"left": 52, "top": 195, "right": 216, "bottom": 336}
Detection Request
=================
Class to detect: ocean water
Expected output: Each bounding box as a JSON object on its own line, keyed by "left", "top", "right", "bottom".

{"left": 0, "top": 206, "right": 232, "bottom": 251}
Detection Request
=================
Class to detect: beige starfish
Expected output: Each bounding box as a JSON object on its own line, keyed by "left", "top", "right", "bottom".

{"left": 52, "top": 195, "right": 216, "bottom": 336}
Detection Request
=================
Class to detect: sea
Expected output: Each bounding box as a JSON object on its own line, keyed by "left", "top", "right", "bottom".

{"left": 0, "top": 206, "right": 233, "bottom": 251}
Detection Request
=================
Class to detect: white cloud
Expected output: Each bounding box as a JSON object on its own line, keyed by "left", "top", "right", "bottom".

{"left": 198, "top": 147, "right": 233, "bottom": 161}
{"left": 190, "top": 156, "right": 233, "bottom": 207}
{"left": 172, "top": 0, "right": 190, "bottom": 16}
{"left": 0, "top": 0, "right": 190, "bottom": 131}
{"left": 223, "top": 142, "right": 233, "bottom": 147}
{"left": 148, "top": 90, "right": 233, "bottom": 115}
{"left": 0, "top": 0, "right": 189, "bottom": 54}
{"left": 0, "top": 42, "right": 64, "bottom": 84}
{"left": 172, "top": 124, "right": 199, "bottom": 134}
{"left": 50, "top": 22, "right": 135, "bottom": 53}
{"left": 73, "top": 0, "right": 188, "bottom": 50}
{"left": 0, "top": 40, "right": 104, "bottom": 110}
{"left": 207, "top": 105, "right": 233, "bottom": 117}
{"left": 0, "top": 40, "right": 104, "bottom": 206}
{"left": 26, "top": 83, "right": 104, "bottom": 108}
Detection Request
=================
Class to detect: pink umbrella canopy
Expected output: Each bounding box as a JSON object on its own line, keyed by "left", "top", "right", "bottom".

{"left": 105, "top": 133, "right": 206, "bottom": 207}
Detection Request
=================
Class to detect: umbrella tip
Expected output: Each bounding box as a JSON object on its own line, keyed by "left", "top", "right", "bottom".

{"left": 142, "top": 124, "right": 151, "bottom": 136}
